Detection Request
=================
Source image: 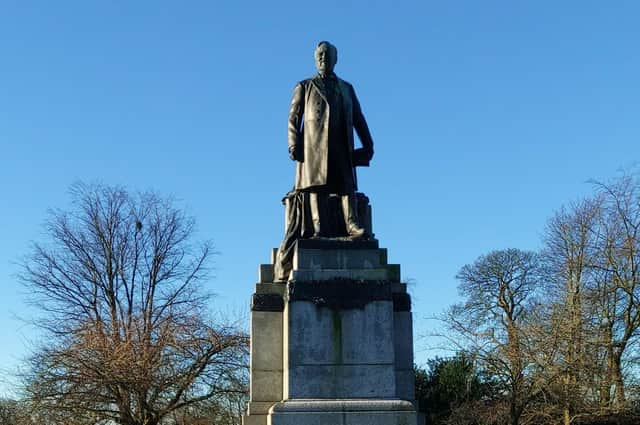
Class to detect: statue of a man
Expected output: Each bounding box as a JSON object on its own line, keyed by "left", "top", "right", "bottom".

{"left": 287, "top": 41, "right": 374, "bottom": 238}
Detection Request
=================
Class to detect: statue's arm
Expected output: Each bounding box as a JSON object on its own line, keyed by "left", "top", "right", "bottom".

{"left": 351, "top": 87, "right": 374, "bottom": 160}
{"left": 288, "top": 82, "right": 305, "bottom": 161}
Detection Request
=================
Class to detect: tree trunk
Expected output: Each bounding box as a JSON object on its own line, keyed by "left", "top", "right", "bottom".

{"left": 509, "top": 394, "right": 521, "bottom": 425}
{"left": 611, "top": 352, "right": 626, "bottom": 410}
{"left": 562, "top": 374, "right": 572, "bottom": 425}
{"left": 563, "top": 406, "right": 571, "bottom": 425}
{"left": 599, "top": 324, "right": 614, "bottom": 408}
{"left": 510, "top": 407, "right": 520, "bottom": 425}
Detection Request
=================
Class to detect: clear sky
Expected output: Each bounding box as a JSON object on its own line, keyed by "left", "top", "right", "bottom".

{"left": 1, "top": 1, "right": 639, "bottom": 395}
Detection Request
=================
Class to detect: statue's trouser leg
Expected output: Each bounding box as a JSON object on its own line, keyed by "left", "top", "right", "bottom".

{"left": 341, "top": 193, "right": 366, "bottom": 237}
{"left": 309, "top": 192, "right": 327, "bottom": 237}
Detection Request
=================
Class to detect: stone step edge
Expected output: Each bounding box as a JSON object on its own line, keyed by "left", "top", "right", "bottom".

{"left": 291, "top": 267, "right": 400, "bottom": 282}
{"left": 269, "top": 399, "right": 415, "bottom": 413}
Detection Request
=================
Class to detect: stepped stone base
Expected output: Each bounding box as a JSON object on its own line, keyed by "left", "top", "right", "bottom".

{"left": 243, "top": 239, "right": 416, "bottom": 425}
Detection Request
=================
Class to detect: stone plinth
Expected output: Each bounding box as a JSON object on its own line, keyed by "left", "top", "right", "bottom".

{"left": 243, "top": 239, "right": 416, "bottom": 425}
{"left": 285, "top": 280, "right": 397, "bottom": 399}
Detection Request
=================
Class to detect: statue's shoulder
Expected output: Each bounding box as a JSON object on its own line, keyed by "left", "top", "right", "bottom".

{"left": 296, "top": 78, "right": 314, "bottom": 88}
{"left": 337, "top": 77, "right": 355, "bottom": 92}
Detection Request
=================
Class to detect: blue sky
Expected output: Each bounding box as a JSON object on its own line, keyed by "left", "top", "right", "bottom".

{"left": 1, "top": 1, "right": 639, "bottom": 395}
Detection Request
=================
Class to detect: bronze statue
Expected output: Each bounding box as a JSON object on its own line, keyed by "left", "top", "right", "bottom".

{"left": 274, "top": 41, "right": 375, "bottom": 281}
{"left": 287, "top": 41, "right": 374, "bottom": 238}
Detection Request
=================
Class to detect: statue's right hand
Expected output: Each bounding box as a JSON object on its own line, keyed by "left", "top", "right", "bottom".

{"left": 288, "top": 146, "right": 300, "bottom": 161}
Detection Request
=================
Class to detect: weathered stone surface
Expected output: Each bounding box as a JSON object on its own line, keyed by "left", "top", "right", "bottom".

{"left": 291, "top": 268, "right": 350, "bottom": 281}
{"left": 255, "top": 282, "right": 287, "bottom": 295}
{"left": 270, "top": 399, "right": 415, "bottom": 412}
{"left": 285, "top": 294, "right": 398, "bottom": 399}
{"left": 386, "top": 264, "right": 401, "bottom": 282}
{"left": 288, "top": 280, "right": 392, "bottom": 310}
{"left": 259, "top": 264, "right": 274, "bottom": 283}
{"left": 292, "top": 267, "right": 397, "bottom": 282}
{"left": 251, "top": 294, "right": 284, "bottom": 312}
{"left": 393, "top": 311, "right": 414, "bottom": 369}
{"left": 294, "top": 248, "right": 388, "bottom": 270}
{"left": 268, "top": 399, "right": 416, "bottom": 425}
{"left": 249, "top": 308, "right": 283, "bottom": 406}
{"left": 251, "top": 311, "right": 283, "bottom": 370}
{"left": 395, "top": 369, "right": 416, "bottom": 402}
{"left": 287, "top": 364, "right": 396, "bottom": 398}
{"left": 247, "top": 240, "right": 417, "bottom": 425}
{"left": 287, "top": 300, "right": 394, "bottom": 365}
{"left": 287, "top": 301, "right": 338, "bottom": 364}
{"left": 391, "top": 282, "right": 408, "bottom": 293}
{"left": 393, "top": 309, "right": 415, "bottom": 404}
{"left": 270, "top": 411, "right": 344, "bottom": 425}
{"left": 393, "top": 292, "right": 411, "bottom": 312}
{"left": 251, "top": 370, "right": 283, "bottom": 402}
{"left": 269, "top": 410, "right": 416, "bottom": 425}
{"left": 340, "top": 302, "right": 394, "bottom": 363}
{"left": 242, "top": 413, "right": 267, "bottom": 425}
{"left": 296, "top": 239, "right": 379, "bottom": 250}
{"left": 247, "top": 401, "right": 277, "bottom": 415}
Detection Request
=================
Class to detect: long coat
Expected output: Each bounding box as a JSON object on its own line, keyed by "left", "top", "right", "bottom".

{"left": 288, "top": 74, "right": 374, "bottom": 192}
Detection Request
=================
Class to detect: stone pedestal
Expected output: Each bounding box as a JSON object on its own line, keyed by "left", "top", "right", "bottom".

{"left": 243, "top": 239, "right": 416, "bottom": 425}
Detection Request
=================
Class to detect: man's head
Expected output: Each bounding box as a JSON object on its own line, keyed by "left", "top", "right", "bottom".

{"left": 315, "top": 41, "right": 338, "bottom": 76}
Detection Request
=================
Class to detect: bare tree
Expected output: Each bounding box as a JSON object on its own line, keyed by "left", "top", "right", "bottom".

{"left": 18, "top": 183, "right": 248, "bottom": 425}
{"left": 590, "top": 173, "right": 640, "bottom": 410}
{"left": 0, "top": 398, "right": 31, "bottom": 425}
{"left": 534, "top": 173, "right": 640, "bottom": 419}
{"left": 447, "top": 249, "right": 542, "bottom": 425}
{"left": 540, "top": 197, "right": 605, "bottom": 424}
{"left": 437, "top": 172, "right": 640, "bottom": 425}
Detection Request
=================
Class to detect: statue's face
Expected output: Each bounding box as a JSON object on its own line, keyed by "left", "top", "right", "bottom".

{"left": 315, "top": 44, "right": 336, "bottom": 75}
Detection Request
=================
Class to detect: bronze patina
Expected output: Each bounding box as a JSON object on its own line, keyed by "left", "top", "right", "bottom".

{"left": 287, "top": 41, "right": 374, "bottom": 238}
{"left": 275, "top": 41, "right": 376, "bottom": 281}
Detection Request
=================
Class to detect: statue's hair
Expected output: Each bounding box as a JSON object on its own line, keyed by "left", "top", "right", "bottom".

{"left": 315, "top": 41, "right": 338, "bottom": 63}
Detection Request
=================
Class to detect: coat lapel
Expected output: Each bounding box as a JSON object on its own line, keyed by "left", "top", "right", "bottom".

{"left": 310, "top": 77, "right": 328, "bottom": 103}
